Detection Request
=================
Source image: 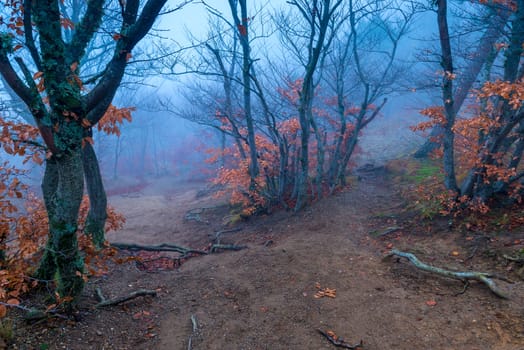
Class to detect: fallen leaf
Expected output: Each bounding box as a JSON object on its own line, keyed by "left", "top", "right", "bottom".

{"left": 451, "top": 251, "right": 460, "bottom": 256}
{"left": 426, "top": 300, "right": 437, "bottom": 306}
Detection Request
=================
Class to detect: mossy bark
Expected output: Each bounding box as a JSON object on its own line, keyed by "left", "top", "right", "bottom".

{"left": 36, "top": 150, "right": 85, "bottom": 300}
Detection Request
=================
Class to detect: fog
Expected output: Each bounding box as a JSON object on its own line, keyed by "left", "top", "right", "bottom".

{"left": 0, "top": 0, "right": 492, "bottom": 193}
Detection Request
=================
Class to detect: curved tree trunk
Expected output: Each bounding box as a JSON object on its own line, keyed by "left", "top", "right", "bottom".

{"left": 35, "top": 157, "right": 59, "bottom": 281}
{"left": 82, "top": 141, "right": 107, "bottom": 247}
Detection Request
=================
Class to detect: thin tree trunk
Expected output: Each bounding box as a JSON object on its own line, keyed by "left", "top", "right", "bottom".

{"left": 437, "top": 0, "right": 458, "bottom": 192}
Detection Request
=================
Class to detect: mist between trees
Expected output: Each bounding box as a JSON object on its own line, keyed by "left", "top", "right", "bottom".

{"left": 0, "top": 0, "right": 522, "bottom": 307}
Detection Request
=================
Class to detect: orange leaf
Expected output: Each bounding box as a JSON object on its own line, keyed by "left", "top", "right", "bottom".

{"left": 425, "top": 300, "right": 437, "bottom": 306}
{"left": 7, "top": 298, "right": 19, "bottom": 305}
{"left": 0, "top": 305, "right": 6, "bottom": 318}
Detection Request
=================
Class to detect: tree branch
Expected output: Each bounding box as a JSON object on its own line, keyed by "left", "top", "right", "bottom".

{"left": 67, "top": 0, "right": 105, "bottom": 65}
{"left": 23, "top": 0, "right": 42, "bottom": 71}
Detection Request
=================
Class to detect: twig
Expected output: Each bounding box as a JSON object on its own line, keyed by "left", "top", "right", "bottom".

{"left": 371, "top": 226, "right": 402, "bottom": 237}
{"left": 0, "top": 301, "right": 70, "bottom": 323}
{"left": 95, "top": 287, "right": 106, "bottom": 303}
{"left": 317, "top": 329, "right": 364, "bottom": 349}
{"left": 96, "top": 289, "right": 157, "bottom": 308}
{"left": 187, "top": 314, "right": 198, "bottom": 350}
{"left": 387, "top": 249, "right": 509, "bottom": 299}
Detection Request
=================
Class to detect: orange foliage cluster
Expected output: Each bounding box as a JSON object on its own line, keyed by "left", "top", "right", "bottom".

{"left": 97, "top": 104, "right": 134, "bottom": 136}
{"left": 0, "top": 106, "right": 131, "bottom": 314}
{"left": 0, "top": 192, "right": 124, "bottom": 317}
{"left": 212, "top": 134, "right": 277, "bottom": 215}
{"left": 479, "top": 79, "right": 524, "bottom": 110}
{"left": 210, "top": 117, "right": 303, "bottom": 215}
{"left": 0, "top": 117, "right": 43, "bottom": 164}
{"left": 413, "top": 78, "right": 524, "bottom": 214}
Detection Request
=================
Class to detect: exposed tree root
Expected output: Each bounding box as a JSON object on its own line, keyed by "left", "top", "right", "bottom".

{"left": 503, "top": 254, "right": 524, "bottom": 264}
{"left": 112, "top": 241, "right": 247, "bottom": 271}
{"left": 317, "top": 329, "right": 364, "bottom": 349}
{"left": 386, "top": 249, "right": 509, "bottom": 299}
{"left": 95, "top": 288, "right": 157, "bottom": 308}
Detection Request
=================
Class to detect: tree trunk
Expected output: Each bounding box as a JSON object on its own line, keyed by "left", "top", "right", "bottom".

{"left": 437, "top": 0, "right": 459, "bottom": 192}
{"left": 414, "top": 6, "right": 510, "bottom": 158}
{"left": 37, "top": 149, "right": 85, "bottom": 300}
{"left": 34, "top": 157, "right": 59, "bottom": 281}
{"left": 82, "top": 142, "right": 107, "bottom": 247}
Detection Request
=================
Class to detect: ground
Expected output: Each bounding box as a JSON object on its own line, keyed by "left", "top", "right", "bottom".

{"left": 10, "top": 168, "right": 524, "bottom": 350}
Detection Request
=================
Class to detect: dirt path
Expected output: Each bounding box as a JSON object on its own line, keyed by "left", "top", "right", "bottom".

{"left": 14, "top": 173, "right": 524, "bottom": 349}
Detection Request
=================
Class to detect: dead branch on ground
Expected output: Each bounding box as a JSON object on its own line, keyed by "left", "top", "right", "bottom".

{"left": 213, "top": 228, "right": 243, "bottom": 244}
{"left": 210, "top": 243, "right": 246, "bottom": 253}
{"left": 317, "top": 329, "right": 364, "bottom": 349}
{"left": 370, "top": 226, "right": 402, "bottom": 237}
{"left": 95, "top": 288, "right": 157, "bottom": 308}
{"left": 112, "top": 242, "right": 208, "bottom": 255}
{"left": 386, "top": 249, "right": 509, "bottom": 299}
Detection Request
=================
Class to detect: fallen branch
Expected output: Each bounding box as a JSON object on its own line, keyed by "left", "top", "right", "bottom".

{"left": 370, "top": 226, "right": 402, "bottom": 238}
{"left": 210, "top": 244, "right": 247, "bottom": 253}
{"left": 387, "top": 249, "right": 509, "bottom": 299}
{"left": 96, "top": 289, "right": 157, "bottom": 308}
{"left": 213, "top": 228, "right": 243, "bottom": 244}
{"left": 317, "top": 329, "right": 364, "bottom": 349}
{"left": 112, "top": 242, "right": 208, "bottom": 255}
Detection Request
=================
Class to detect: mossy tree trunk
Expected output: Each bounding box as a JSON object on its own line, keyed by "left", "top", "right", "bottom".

{"left": 0, "top": 0, "right": 170, "bottom": 302}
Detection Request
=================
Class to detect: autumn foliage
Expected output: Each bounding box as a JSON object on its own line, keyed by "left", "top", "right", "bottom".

{"left": 0, "top": 105, "right": 131, "bottom": 315}
{"left": 413, "top": 77, "right": 524, "bottom": 216}
{"left": 207, "top": 79, "right": 374, "bottom": 215}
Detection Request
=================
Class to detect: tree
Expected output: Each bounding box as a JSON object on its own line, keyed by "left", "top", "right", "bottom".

{"left": 0, "top": 0, "right": 172, "bottom": 302}
{"left": 278, "top": 0, "right": 344, "bottom": 209}
{"left": 414, "top": 0, "right": 524, "bottom": 211}
{"left": 414, "top": 0, "right": 512, "bottom": 158}
{"left": 228, "top": 0, "right": 259, "bottom": 190}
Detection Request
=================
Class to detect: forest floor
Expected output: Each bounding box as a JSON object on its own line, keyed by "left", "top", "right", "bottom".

{"left": 10, "top": 166, "right": 524, "bottom": 350}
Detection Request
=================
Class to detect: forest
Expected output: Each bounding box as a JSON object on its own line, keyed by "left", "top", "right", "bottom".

{"left": 0, "top": 0, "right": 523, "bottom": 349}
